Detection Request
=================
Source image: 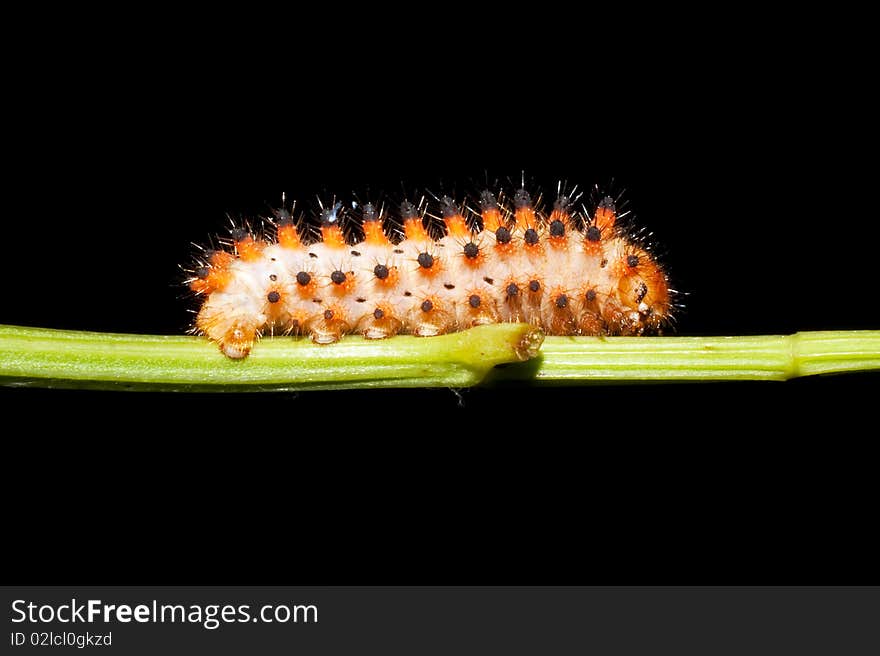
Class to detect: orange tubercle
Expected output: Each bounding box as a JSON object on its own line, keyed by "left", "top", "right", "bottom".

{"left": 210, "top": 251, "right": 234, "bottom": 268}
{"left": 208, "top": 269, "right": 233, "bottom": 291}
{"left": 444, "top": 213, "right": 470, "bottom": 239}
{"left": 404, "top": 217, "right": 430, "bottom": 242}
{"left": 190, "top": 251, "right": 235, "bottom": 293}
{"left": 293, "top": 271, "right": 317, "bottom": 299}
{"left": 277, "top": 224, "right": 301, "bottom": 249}
{"left": 594, "top": 198, "right": 617, "bottom": 232}
{"left": 547, "top": 208, "right": 569, "bottom": 249}
{"left": 320, "top": 225, "right": 346, "bottom": 249}
{"left": 373, "top": 264, "right": 400, "bottom": 289}
{"left": 481, "top": 207, "right": 504, "bottom": 232}
{"left": 264, "top": 288, "right": 286, "bottom": 320}
{"left": 328, "top": 270, "right": 357, "bottom": 297}
{"left": 515, "top": 206, "right": 538, "bottom": 230}
{"left": 236, "top": 236, "right": 264, "bottom": 262}
{"left": 615, "top": 249, "right": 647, "bottom": 280}
{"left": 461, "top": 242, "right": 485, "bottom": 269}
{"left": 189, "top": 278, "right": 211, "bottom": 294}
{"left": 414, "top": 251, "right": 442, "bottom": 278}
{"left": 582, "top": 235, "right": 604, "bottom": 257}
{"left": 548, "top": 207, "right": 566, "bottom": 223}
{"left": 363, "top": 221, "right": 390, "bottom": 245}
{"left": 493, "top": 241, "right": 516, "bottom": 258}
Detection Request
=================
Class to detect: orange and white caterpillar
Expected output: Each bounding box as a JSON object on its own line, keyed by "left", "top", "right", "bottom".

{"left": 187, "top": 182, "right": 673, "bottom": 358}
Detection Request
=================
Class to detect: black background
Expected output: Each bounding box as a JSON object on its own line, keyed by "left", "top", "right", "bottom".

{"left": 3, "top": 13, "right": 877, "bottom": 586}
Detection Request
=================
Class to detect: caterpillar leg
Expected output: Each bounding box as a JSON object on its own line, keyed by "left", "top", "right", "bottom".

{"left": 410, "top": 298, "right": 454, "bottom": 337}
{"left": 196, "top": 299, "right": 263, "bottom": 359}
{"left": 356, "top": 304, "right": 403, "bottom": 340}
{"left": 305, "top": 306, "right": 351, "bottom": 345}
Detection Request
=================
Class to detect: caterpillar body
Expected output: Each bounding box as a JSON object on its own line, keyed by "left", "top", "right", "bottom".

{"left": 187, "top": 183, "right": 672, "bottom": 359}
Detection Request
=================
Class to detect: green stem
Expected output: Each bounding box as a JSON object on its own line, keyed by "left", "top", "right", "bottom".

{"left": 486, "top": 331, "right": 880, "bottom": 383}
{"left": 0, "top": 324, "right": 543, "bottom": 392}
{"left": 1, "top": 325, "right": 878, "bottom": 391}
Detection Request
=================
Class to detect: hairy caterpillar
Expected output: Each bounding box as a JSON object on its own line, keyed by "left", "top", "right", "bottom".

{"left": 187, "top": 182, "right": 673, "bottom": 359}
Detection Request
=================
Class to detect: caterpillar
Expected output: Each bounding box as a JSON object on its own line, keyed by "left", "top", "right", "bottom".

{"left": 187, "top": 181, "right": 673, "bottom": 359}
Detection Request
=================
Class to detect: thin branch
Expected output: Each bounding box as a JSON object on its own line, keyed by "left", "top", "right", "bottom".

{"left": 486, "top": 331, "right": 880, "bottom": 383}
{"left": 1, "top": 325, "right": 878, "bottom": 391}
{"left": 0, "top": 324, "right": 542, "bottom": 392}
